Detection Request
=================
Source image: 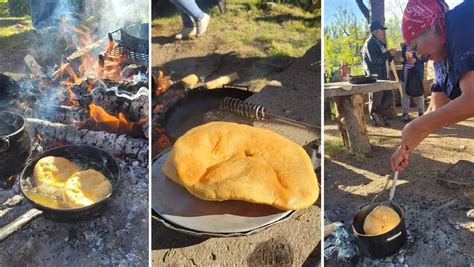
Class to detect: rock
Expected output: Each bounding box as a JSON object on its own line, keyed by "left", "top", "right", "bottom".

{"left": 266, "top": 2, "right": 277, "bottom": 10}
{"left": 267, "top": 80, "right": 282, "bottom": 87}
{"left": 466, "top": 209, "right": 474, "bottom": 219}
{"left": 459, "top": 144, "right": 466, "bottom": 150}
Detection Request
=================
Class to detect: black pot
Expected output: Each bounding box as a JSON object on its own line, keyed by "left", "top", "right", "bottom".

{"left": 19, "top": 145, "right": 120, "bottom": 222}
{"left": 0, "top": 112, "right": 31, "bottom": 182}
{"left": 0, "top": 145, "right": 121, "bottom": 241}
{"left": 352, "top": 202, "right": 407, "bottom": 258}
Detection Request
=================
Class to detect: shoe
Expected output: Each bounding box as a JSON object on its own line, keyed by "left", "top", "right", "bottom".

{"left": 196, "top": 13, "right": 210, "bottom": 37}
{"left": 175, "top": 27, "right": 196, "bottom": 40}
{"left": 371, "top": 112, "right": 385, "bottom": 126}
{"left": 402, "top": 113, "right": 411, "bottom": 122}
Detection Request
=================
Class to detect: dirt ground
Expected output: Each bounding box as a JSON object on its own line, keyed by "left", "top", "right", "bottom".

{"left": 152, "top": 47, "right": 322, "bottom": 267}
{"left": 152, "top": 3, "right": 321, "bottom": 266}
{"left": 152, "top": 2, "right": 319, "bottom": 92}
{"left": 324, "top": 110, "right": 474, "bottom": 265}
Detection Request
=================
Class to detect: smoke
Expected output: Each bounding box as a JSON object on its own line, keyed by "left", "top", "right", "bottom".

{"left": 23, "top": 0, "right": 149, "bottom": 120}
{"left": 90, "top": 0, "right": 149, "bottom": 38}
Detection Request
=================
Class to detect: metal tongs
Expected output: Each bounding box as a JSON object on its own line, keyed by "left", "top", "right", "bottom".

{"left": 370, "top": 171, "right": 400, "bottom": 206}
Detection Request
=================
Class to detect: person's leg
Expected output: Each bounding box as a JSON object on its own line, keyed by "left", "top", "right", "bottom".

{"left": 29, "top": 0, "right": 59, "bottom": 29}
{"left": 380, "top": 90, "right": 395, "bottom": 120}
{"left": 172, "top": 0, "right": 205, "bottom": 21}
{"left": 401, "top": 81, "right": 411, "bottom": 122}
{"left": 170, "top": 0, "right": 195, "bottom": 28}
{"left": 414, "top": 95, "right": 425, "bottom": 116}
{"left": 173, "top": 0, "right": 210, "bottom": 37}
{"left": 170, "top": 0, "right": 196, "bottom": 39}
{"left": 401, "top": 81, "right": 410, "bottom": 114}
{"left": 369, "top": 91, "right": 385, "bottom": 126}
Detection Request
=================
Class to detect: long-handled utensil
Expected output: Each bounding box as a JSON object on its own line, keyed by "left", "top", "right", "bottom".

{"left": 388, "top": 171, "right": 399, "bottom": 205}
{"left": 219, "top": 97, "right": 319, "bottom": 130}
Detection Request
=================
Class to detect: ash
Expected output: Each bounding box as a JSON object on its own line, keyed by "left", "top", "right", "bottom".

{"left": 0, "top": 132, "right": 149, "bottom": 265}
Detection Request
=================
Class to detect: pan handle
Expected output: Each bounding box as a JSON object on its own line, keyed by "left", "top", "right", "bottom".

{"left": 0, "top": 208, "right": 43, "bottom": 242}
{"left": 386, "top": 231, "right": 402, "bottom": 242}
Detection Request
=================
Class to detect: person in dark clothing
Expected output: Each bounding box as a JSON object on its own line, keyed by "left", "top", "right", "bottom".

{"left": 362, "top": 21, "right": 397, "bottom": 126}
{"left": 400, "top": 43, "right": 427, "bottom": 122}
{"left": 29, "top": 0, "right": 84, "bottom": 29}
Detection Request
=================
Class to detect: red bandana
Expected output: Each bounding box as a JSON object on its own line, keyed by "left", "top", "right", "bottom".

{"left": 402, "top": 0, "right": 448, "bottom": 45}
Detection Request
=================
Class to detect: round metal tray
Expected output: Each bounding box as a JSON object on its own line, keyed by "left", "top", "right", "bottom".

{"left": 152, "top": 149, "right": 295, "bottom": 236}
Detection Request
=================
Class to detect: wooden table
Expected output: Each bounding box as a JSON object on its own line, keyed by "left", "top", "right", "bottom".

{"left": 325, "top": 80, "right": 399, "bottom": 154}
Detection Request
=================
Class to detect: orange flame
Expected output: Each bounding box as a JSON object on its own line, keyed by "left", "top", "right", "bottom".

{"left": 88, "top": 104, "right": 142, "bottom": 135}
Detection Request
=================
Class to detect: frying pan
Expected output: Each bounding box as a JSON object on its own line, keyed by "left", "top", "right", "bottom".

{"left": 0, "top": 145, "right": 120, "bottom": 241}
{"left": 349, "top": 74, "right": 378, "bottom": 84}
{"left": 163, "top": 86, "right": 253, "bottom": 141}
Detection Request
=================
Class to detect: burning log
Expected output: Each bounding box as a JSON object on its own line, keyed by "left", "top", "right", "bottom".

{"left": 24, "top": 55, "right": 45, "bottom": 77}
{"left": 26, "top": 118, "right": 148, "bottom": 162}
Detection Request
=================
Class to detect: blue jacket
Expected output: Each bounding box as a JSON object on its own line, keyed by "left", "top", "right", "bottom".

{"left": 432, "top": 0, "right": 474, "bottom": 99}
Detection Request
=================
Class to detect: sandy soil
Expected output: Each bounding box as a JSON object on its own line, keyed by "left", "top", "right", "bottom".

{"left": 324, "top": 110, "right": 474, "bottom": 265}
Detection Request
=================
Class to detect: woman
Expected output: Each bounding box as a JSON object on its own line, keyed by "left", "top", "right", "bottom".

{"left": 391, "top": 0, "right": 474, "bottom": 171}
{"left": 170, "top": 0, "right": 210, "bottom": 40}
{"left": 400, "top": 43, "right": 426, "bottom": 122}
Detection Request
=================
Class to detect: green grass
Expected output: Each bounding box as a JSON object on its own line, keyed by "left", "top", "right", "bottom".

{"left": 0, "top": 0, "right": 32, "bottom": 45}
{"left": 325, "top": 139, "right": 367, "bottom": 162}
{"left": 0, "top": 16, "right": 32, "bottom": 47}
{"left": 153, "top": 2, "right": 320, "bottom": 59}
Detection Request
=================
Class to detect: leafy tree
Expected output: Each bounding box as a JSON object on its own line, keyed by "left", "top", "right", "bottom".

{"left": 325, "top": 1, "right": 405, "bottom": 78}
{"left": 324, "top": 5, "right": 368, "bottom": 77}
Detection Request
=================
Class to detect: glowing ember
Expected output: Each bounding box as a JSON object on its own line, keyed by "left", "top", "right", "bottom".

{"left": 155, "top": 71, "right": 172, "bottom": 95}
{"left": 152, "top": 127, "right": 172, "bottom": 156}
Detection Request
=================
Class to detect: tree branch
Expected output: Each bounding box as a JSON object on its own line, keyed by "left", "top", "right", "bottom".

{"left": 355, "top": 0, "right": 370, "bottom": 24}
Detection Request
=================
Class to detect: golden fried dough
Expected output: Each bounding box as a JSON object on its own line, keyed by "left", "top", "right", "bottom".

{"left": 63, "top": 169, "right": 112, "bottom": 208}
{"left": 162, "top": 122, "right": 319, "bottom": 210}
{"left": 33, "top": 156, "right": 80, "bottom": 187}
{"left": 363, "top": 206, "right": 401, "bottom": 235}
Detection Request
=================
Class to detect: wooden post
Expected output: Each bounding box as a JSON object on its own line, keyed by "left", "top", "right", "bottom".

{"left": 334, "top": 94, "right": 371, "bottom": 154}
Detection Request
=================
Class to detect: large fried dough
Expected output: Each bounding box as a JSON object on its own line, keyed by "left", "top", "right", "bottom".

{"left": 33, "top": 156, "right": 80, "bottom": 187}
{"left": 163, "top": 122, "right": 319, "bottom": 210}
{"left": 63, "top": 169, "right": 112, "bottom": 208}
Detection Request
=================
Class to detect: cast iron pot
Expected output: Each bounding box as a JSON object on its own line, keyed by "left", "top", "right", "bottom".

{"left": 0, "top": 145, "right": 120, "bottom": 241}
{"left": 352, "top": 202, "right": 407, "bottom": 258}
{"left": 0, "top": 112, "right": 31, "bottom": 183}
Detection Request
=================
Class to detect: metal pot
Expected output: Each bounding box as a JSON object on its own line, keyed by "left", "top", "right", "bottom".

{"left": 0, "top": 112, "right": 31, "bottom": 183}
{"left": 352, "top": 202, "right": 407, "bottom": 258}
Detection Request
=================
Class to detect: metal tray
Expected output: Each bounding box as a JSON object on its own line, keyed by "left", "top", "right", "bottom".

{"left": 152, "top": 149, "right": 295, "bottom": 236}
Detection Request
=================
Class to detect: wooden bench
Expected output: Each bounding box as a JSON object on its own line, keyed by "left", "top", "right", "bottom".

{"left": 325, "top": 80, "right": 399, "bottom": 154}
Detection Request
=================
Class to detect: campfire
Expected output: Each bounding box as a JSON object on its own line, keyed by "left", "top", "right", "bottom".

{"left": 7, "top": 21, "right": 149, "bottom": 140}
{"left": 0, "top": 18, "right": 150, "bottom": 190}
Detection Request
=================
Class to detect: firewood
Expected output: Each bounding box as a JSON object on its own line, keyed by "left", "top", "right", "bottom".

{"left": 205, "top": 72, "right": 239, "bottom": 89}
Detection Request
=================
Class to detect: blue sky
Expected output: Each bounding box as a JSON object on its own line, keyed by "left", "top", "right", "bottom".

{"left": 324, "top": 0, "right": 464, "bottom": 25}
